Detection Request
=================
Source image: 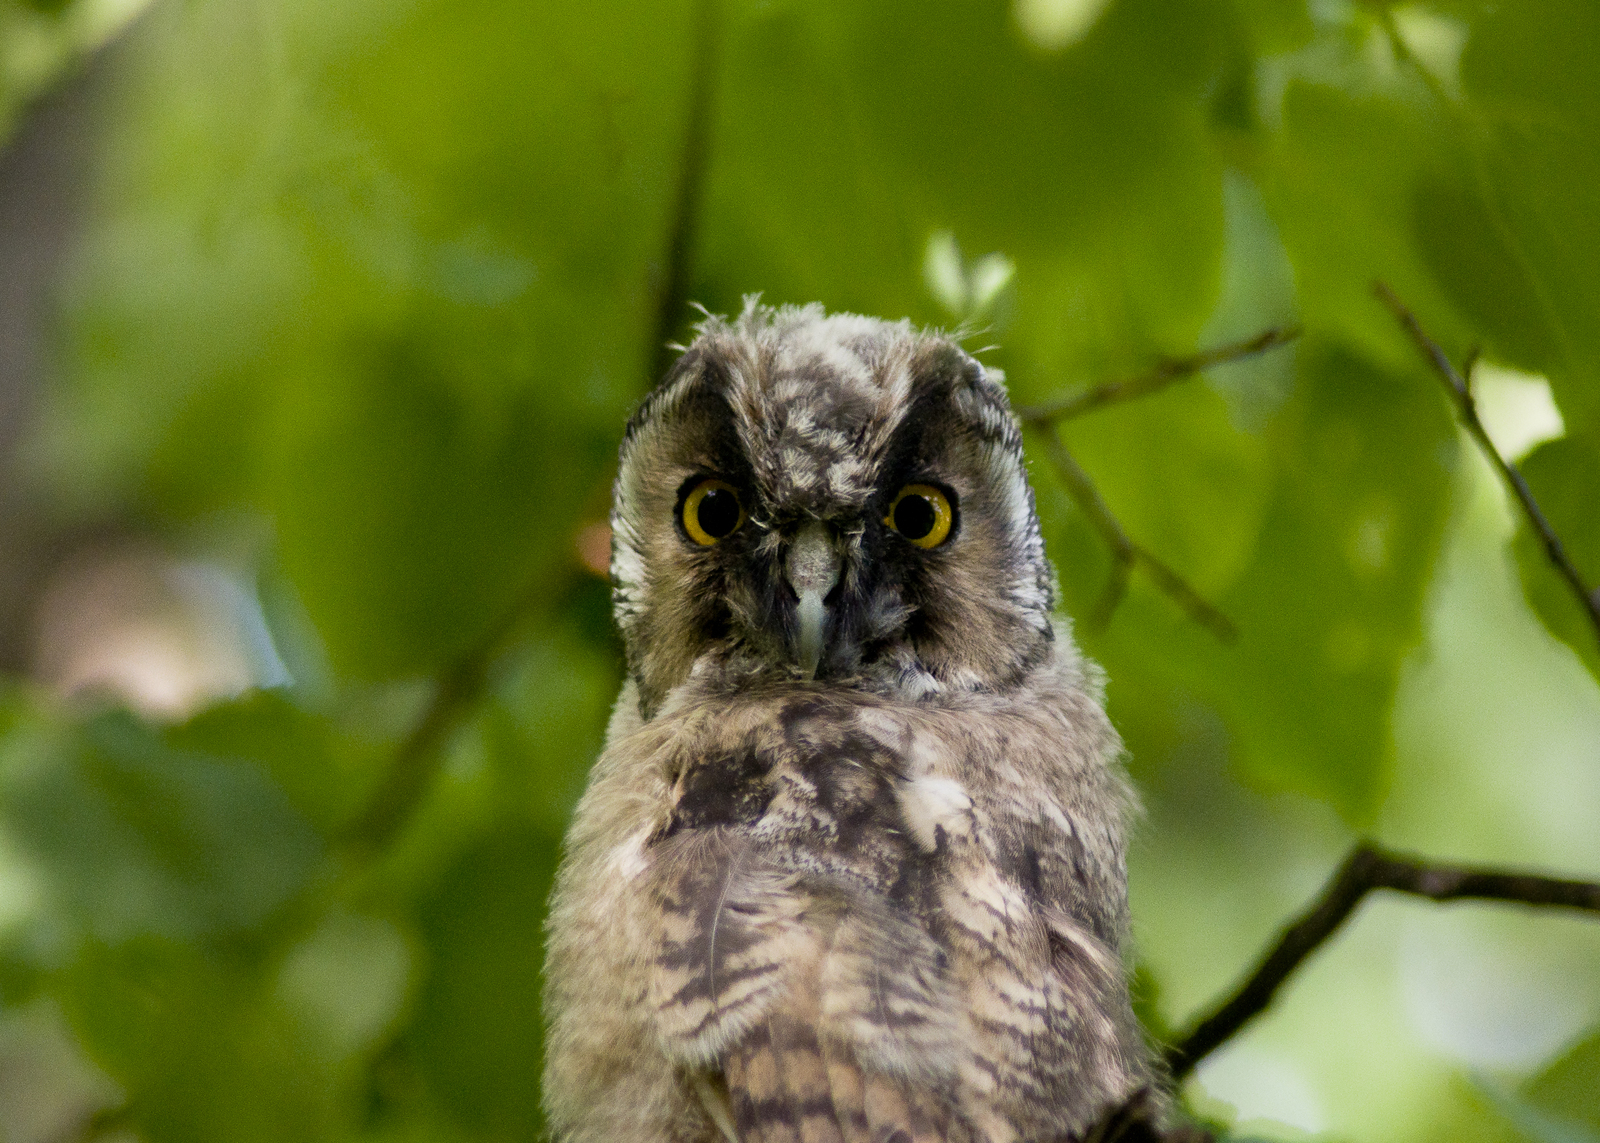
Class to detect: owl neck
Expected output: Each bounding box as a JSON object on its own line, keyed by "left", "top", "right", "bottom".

{"left": 632, "top": 621, "right": 1058, "bottom": 723}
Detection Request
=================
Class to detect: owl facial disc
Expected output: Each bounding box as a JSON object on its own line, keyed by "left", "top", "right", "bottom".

{"left": 610, "top": 301, "right": 1059, "bottom": 716}
{"left": 785, "top": 521, "right": 841, "bottom": 678}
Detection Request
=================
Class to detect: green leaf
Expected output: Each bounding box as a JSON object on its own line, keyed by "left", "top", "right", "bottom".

{"left": 1524, "top": 1026, "right": 1600, "bottom": 1134}
{"left": 842, "top": 0, "right": 1232, "bottom": 257}
{"left": 58, "top": 936, "right": 346, "bottom": 1143}
{"left": 1056, "top": 376, "right": 1273, "bottom": 602}
{"left": 1442, "top": 0, "right": 1600, "bottom": 439}
{"left": 696, "top": 0, "right": 1231, "bottom": 361}
{"left": 1477, "top": 1078, "right": 1600, "bottom": 1143}
{"left": 259, "top": 363, "right": 588, "bottom": 678}
{"left": 42, "top": 0, "right": 699, "bottom": 675}
{"left": 0, "top": 708, "right": 322, "bottom": 947}
{"left": 1511, "top": 434, "right": 1600, "bottom": 684}
{"left": 1265, "top": 76, "right": 1470, "bottom": 372}
{"left": 401, "top": 825, "right": 561, "bottom": 1138}
{"left": 163, "top": 692, "right": 374, "bottom": 834}
{"left": 1072, "top": 343, "right": 1457, "bottom": 819}
{"left": 1214, "top": 345, "right": 1456, "bottom": 816}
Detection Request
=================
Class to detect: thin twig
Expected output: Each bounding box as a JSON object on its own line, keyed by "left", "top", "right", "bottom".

{"left": 1164, "top": 841, "right": 1600, "bottom": 1081}
{"left": 1015, "top": 325, "right": 1299, "bottom": 640}
{"left": 342, "top": 577, "right": 545, "bottom": 854}
{"left": 1033, "top": 428, "right": 1237, "bottom": 643}
{"left": 649, "top": 0, "right": 719, "bottom": 385}
{"left": 1015, "top": 325, "right": 1300, "bottom": 424}
{"left": 1375, "top": 283, "right": 1600, "bottom": 652}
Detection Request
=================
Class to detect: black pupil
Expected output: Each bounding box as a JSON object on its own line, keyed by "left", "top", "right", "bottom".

{"left": 696, "top": 487, "right": 740, "bottom": 538}
{"left": 894, "top": 494, "right": 937, "bottom": 540}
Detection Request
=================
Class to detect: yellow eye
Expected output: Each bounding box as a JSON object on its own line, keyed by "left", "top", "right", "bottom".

{"left": 682, "top": 478, "right": 745, "bottom": 545}
{"left": 884, "top": 484, "right": 953, "bottom": 549}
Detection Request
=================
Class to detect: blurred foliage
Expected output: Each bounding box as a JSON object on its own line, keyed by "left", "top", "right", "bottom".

{"left": 1, "top": 0, "right": 1598, "bottom": 1140}
{"left": 0, "top": 0, "right": 139, "bottom": 134}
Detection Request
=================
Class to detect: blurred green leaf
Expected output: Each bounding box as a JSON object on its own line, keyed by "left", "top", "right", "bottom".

{"left": 1441, "top": 0, "right": 1600, "bottom": 439}
{"left": 42, "top": 0, "right": 698, "bottom": 677}
{"left": 1511, "top": 434, "right": 1600, "bottom": 684}
{"left": 163, "top": 692, "right": 373, "bottom": 835}
{"left": 1523, "top": 1025, "right": 1600, "bottom": 1135}
{"left": 1265, "top": 77, "right": 1470, "bottom": 371}
{"left": 1074, "top": 343, "right": 1457, "bottom": 819}
{"left": 59, "top": 936, "right": 346, "bottom": 1143}
{"left": 1478, "top": 1077, "right": 1600, "bottom": 1143}
{"left": 1211, "top": 345, "right": 1456, "bottom": 816}
{"left": 402, "top": 825, "right": 560, "bottom": 1139}
{"left": 1226, "top": 0, "right": 1313, "bottom": 57}
{"left": 1060, "top": 376, "right": 1272, "bottom": 601}
{"left": 0, "top": 706, "right": 321, "bottom": 946}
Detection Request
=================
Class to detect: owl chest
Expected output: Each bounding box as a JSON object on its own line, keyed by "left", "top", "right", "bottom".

{"left": 641, "top": 694, "right": 1095, "bottom": 930}
{"left": 657, "top": 721, "right": 925, "bottom": 896}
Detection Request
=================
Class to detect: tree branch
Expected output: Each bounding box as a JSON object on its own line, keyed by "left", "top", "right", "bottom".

{"left": 1375, "top": 283, "right": 1600, "bottom": 653}
{"left": 1017, "top": 326, "right": 1300, "bottom": 640}
{"left": 1080, "top": 1087, "right": 1215, "bottom": 1143}
{"left": 1028, "top": 416, "right": 1237, "bottom": 643}
{"left": 342, "top": 577, "right": 545, "bottom": 854}
{"left": 1014, "top": 325, "right": 1300, "bottom": 424}
{"left": 1163, "top": 841, "right": 1600, "bottom": 1082}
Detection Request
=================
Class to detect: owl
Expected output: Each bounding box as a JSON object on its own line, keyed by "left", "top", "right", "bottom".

{"left": 543, "top": 302, "right": 1153, "bottom": 1143}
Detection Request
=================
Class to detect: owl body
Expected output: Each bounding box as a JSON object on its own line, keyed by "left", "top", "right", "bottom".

{"left": 544, "top": 304, "right": 1150, "bottom": 1142}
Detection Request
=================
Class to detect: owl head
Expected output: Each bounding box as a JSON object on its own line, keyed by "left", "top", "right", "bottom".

{"left": 612, "top": 301, "right": 1057, "bottom": 718}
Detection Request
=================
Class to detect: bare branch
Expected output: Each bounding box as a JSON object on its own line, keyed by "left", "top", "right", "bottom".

{"left": 1164, "top": 841, "right": 1600, "bottom": 1082}
{"left": 1375, "top": 283, "right": 1600, "bottom": 653}
{"left": 1015, "top": 325, "right": 1300, "bottom": 424}
{"left": 1032, "top": 427, "right": 1237, "bottom": 643}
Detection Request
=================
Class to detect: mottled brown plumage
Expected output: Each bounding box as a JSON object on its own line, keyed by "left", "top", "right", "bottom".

{"left": 544, "top": 303, "right": 1153, "bottom": 1143}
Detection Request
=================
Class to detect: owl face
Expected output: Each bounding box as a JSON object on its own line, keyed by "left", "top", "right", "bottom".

{"left": 612, "top": 302, "right": 1056, "bottom": 717}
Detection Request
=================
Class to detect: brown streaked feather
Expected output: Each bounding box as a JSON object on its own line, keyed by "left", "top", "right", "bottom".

{"left": 716, "top": 908, "right": 852, "bottom": 1143}
{"left": 768, "top": 1014, "right": 845, "bottom": 1143}
{"left": 821, "top": 1036, "right": 871, "bottom": 1143}
{"left": 650, "top": 831, "right": 814, "bottom": 1065}
{"left": 725, "top": 1016, "right": 954, "bottom": 1143}
{"left": 726, "top": 1019, "right": 799, "bottom": 1143}
{"left": 666, "top": 841, "right": 965, "bottom": 1143}
{"left": 617, "top": 681, "right": 1146, "bottom": 1143}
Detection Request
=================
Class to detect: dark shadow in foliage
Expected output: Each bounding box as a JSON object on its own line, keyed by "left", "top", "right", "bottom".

{"left": 398, "top": 824, "right": 563, "bottom": 1141}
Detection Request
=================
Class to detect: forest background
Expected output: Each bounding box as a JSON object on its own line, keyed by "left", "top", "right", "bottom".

{"left": 0, "top": 0, "right": 1597, "bottom": 1140}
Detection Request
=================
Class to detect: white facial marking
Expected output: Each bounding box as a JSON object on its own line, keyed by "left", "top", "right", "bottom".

{"left": 608, "top": 828, "right": 651, "bottom": 881}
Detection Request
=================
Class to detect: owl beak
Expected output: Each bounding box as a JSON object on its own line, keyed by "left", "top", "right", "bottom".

{"left": 786, "top": 521, "right": 841, "bottom": 679}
